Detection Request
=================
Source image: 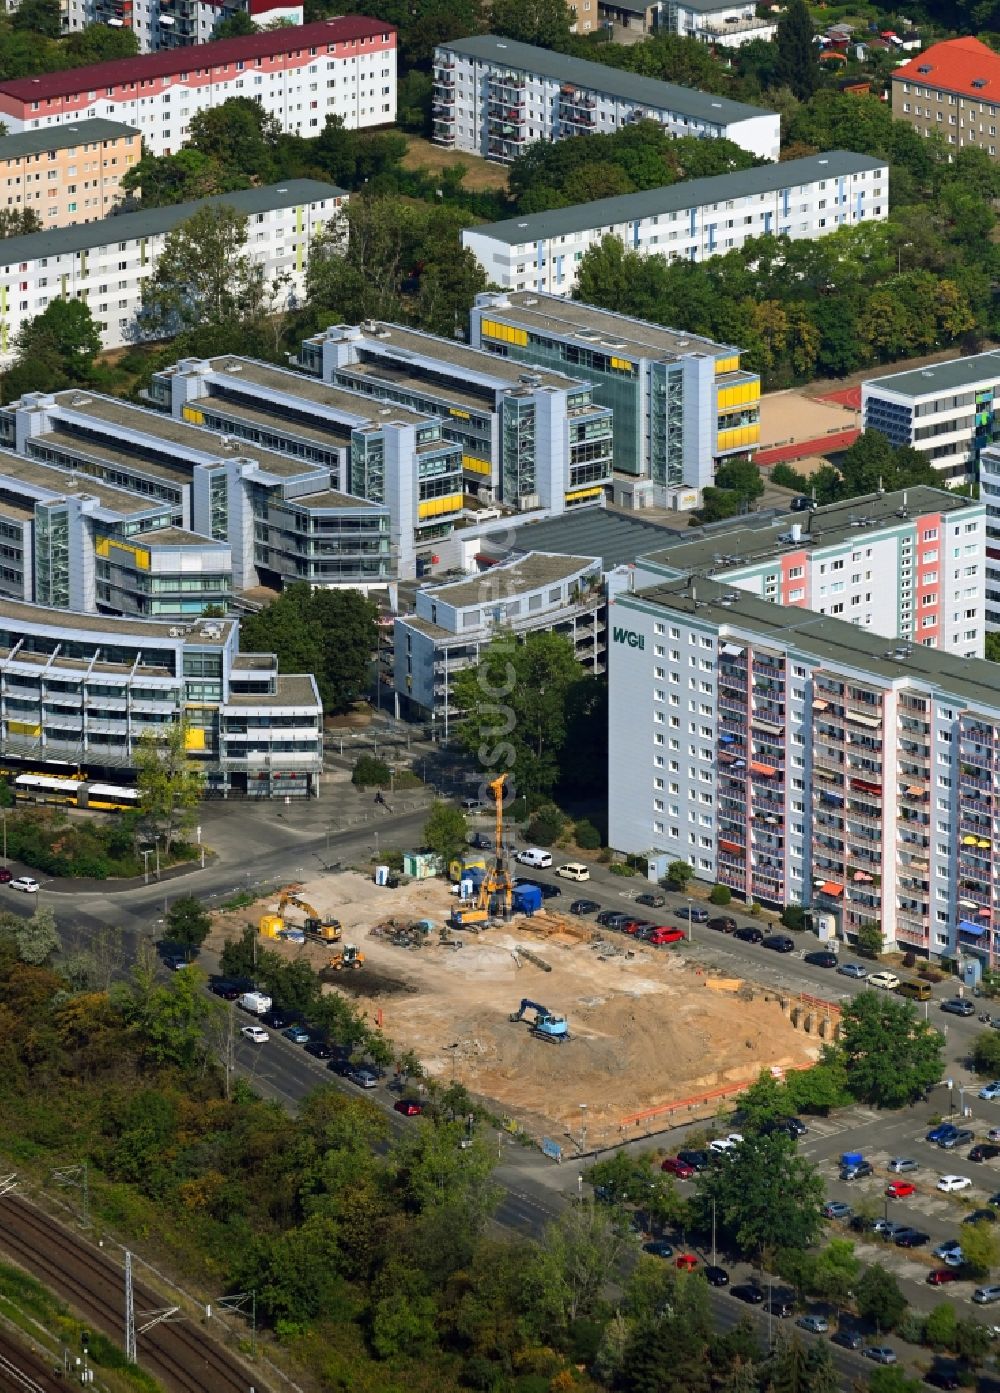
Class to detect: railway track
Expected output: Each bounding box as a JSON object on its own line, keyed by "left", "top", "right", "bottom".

{"left": 0, "top": 1327, "right": 66, "bottom": 1392}
{"left": 0, "top": 1197, "right": 265, "bottom": 1393}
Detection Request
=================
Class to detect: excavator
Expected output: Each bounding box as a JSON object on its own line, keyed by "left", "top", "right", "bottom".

{"left": 509, "top": 998, "right": 570, "bottom": 1043}
{"left": 265, "top": 887, "right": 342, "bottom": 942}
{"left": 449, "top": 774, "right": 514, "bottom": 929}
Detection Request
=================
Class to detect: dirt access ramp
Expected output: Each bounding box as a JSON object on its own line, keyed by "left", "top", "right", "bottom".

{"left": 210, "top": 871, "right": 819, "bottom": 1150}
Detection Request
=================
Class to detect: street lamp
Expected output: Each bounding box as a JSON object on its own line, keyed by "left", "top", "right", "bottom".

{"left": 711, "top": 1197, "right": 717, "bottom": 1268}
{"left": 687, "top": 896, "right": 693, "bottom": 941}
{"left": 579, "top": 1103, "right": 588, "bottom": 1154}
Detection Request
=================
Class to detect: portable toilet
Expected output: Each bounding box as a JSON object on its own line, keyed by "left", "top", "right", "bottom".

{"left": 512, "top": 884, "right": 543, "bottom": 916}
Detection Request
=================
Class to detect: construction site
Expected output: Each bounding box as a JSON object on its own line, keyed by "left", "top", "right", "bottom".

{"left": 211, "top": 784, "right": 819, "bottom": 1150}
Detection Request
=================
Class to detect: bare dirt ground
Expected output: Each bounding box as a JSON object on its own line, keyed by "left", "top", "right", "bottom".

{"left": 210, "top": 871, "right": 819, "bottom": 1149}
{"left": 758, "top": 389, "right": 857, "bottom": 451}
{"left": 401, "top": 134, "right": 510, "bottom": 193}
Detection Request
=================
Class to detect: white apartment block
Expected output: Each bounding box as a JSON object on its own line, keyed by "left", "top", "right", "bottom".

{"left": 607, "top": 566, "right": 1000, "bottom": 965}
{"left": 463, "top": 151, "right": 888, "bottom": 295}
{"left": 0, "top": 18, "right": 397, "bottom": 155}
{"left": 632, "top": 485, "right": 986, "bottom": 658}
{"left": 432, "top": 33, "right": 780, "bottom": 163}
{"left": 62, "top": 0, "right": 301, "bottom": 55}
{"left": 0, "top": 179, "right": 343, "bottom": 363}
{"left": 666, "top": 0, "right": 777, "bottom": 47}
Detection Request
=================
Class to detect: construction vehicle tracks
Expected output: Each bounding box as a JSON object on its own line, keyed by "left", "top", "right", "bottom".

{"left": 0, "top": 1197, "right": 265, "bottom": 1393}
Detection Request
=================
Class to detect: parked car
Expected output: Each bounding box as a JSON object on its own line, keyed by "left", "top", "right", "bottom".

{"left": 661, "top": 1156, "right": 695, "bottom": 1179}
{"left": 304, "top": 1039, "right": 335, "bottom": 1059}
{"left": 938, "top": 1175, "right": 973, "bottom": 1192}
{"left": 837, "top": 961, "right": 868, "bottom": 979}
{"left": 677, "top": 1149, "right": 710, "bottom": 1172}
{"left": 708, "top": 915, "right": 737, "bottom": 933}
{"left": 763, "top": 934, "right": 795, "bottom": 953}
{"left": 347, "top": 1066, "right": 379, "bottom": 1088}
{"left": 556, "top": 862, "right": 590, "bottom": 882}
{"left": 393, "top": 1099, "right": 423, "bottom": 1116}
{"left": 704, "top": 1265, "right": 729, "bottom": 1287}
{"left": 969, "top": 1144, "right": 1000, "bottom": 1163}
{"left": 797, "top": 1314, "right": 829, "bottom": 1334}
{"left": 210, "top": 979, "right": 244, "bottom": 1000}
{"left": 734, "top": 926, "right": 764, "bottom": 944}
{"left": 831, "top": 1329, "right": 863, "bottom": 1351}
{"left": 327, "top": 1058, "right": 352, "bottom": 1076}
{"left": 941, "top": 997, "right": 975, "bottom": 1017}
{"left": 676, "top": 905, "right": 709, "bottom": 923}
{"left": 804, "top": 950, "right": 838, "bottom": 968}
{"left": 823, "top": 1200, "right": 852, "bottom": 1220}
{"left": 282, "top": 1025, "right": 311, "bottom": 1045}
{"left": 938, "top": 1129, "right": 975, "bottom": 1150}
{"left": 973, "top": 1285, "right": 1000, "bottom": 1304}
{"left": 731, "top": 1283, "right": 765, "bottom": 1304}
{"left": 928, "top": 1123, "right": 960, "bottom": 1144}
{"left": 536, "top": 883, "right": 561, "bottom": 900}
{"left": 241, "top": 1025, "right": 269, "bottom": 1043}
{"left": 925, "top": 1367, "right": 961, "bottom": 1391}
{"left": 0, "top": 868, "right": 11, "bottom": 884}
{"left": 869, "top": 971, "right": 900, "bottom": 990}
{"left": 963, "top": 1208, "right": 997, "bottom": 1224}
{"left": 840, "top": 1160, "right": 874, "bottom": 1181}
{"left": 933, "top": 1239, "right": 963, "bottom": 1261}
{"left": 9, "top": 876, "right": 38, "bottom": 893}
{"left": 164, "top": 954, "right": 191, "bottom": 971}
{"left": 927, "top": 1268, "right": 964, "bottom": 1286}
{"left": 674, "top": 1252, "right": 698, "bottom": 1271}
{"left": 886, "top": 1180, "right": 916, "bottom": 1199}
{"left": 979, "top": 1082, "right": 1000, "bottom": 1100}
{"left": 263, "top": 1008, "right": 297, "bottom": 1030}
{"left": 888, "top": 1157, "right": 919, "bottom": 1173}
{"left": 894, "top": 1228, "right": 930, "bottom": 1248}
{"left": 647, "top": 927, "right": 685, "bottom": 946}
{"left": 467, "top": 832, "right": 492, "bottom": 850}
{"left": 516, "top": 848, "right": 552, "bottom": 868}
{"left": 863, "top": 1346, "right": 897, "bottom": 1365}
{"left": 762, "top": 1116, "right": 807, "bottom": 1139}
{"left": 642, "top": 1240, "right": 674, "bottom": 1259}
{"left": 597, "top": 910, "right": 628, "bottom": 929}
{"left": 621, "top": 919, "right": 652, "bottom": 937}
{"left": 850, "top": 1214, "right": 879, "bottom": 1233}
{"left": 635, "top": 892, "right": 666, "bottom": 908}
{"left": 765, "top": 1295, "right": 794, "bottom": 1318}
{"left": 570, "top": 899, "right": 600, "bottom": 915}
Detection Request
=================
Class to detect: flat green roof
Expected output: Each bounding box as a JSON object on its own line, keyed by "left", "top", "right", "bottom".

{"left": 622, "top": 574, "right": 1000, "bottom": 712}
{"left": 0, "top": 119, "right": 139, "bottom": 160}
{"left": 865, "top": 350, "right": 1000, "bottom": 401}
{"left": 439, "top": 33, "right": 774, "bottom": 124}
{"left": 0, "top": 179, "right": 343, "bottom": 265}
{"left": 466, "top": 151, "right": 885, "bottom": 246}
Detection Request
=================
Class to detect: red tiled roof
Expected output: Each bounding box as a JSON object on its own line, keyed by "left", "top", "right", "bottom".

{"left": 892, "top": 35, "right": 1000, "bottom": 99}
{"left": 0, "top": 16, "right": 394, "bottom": 102}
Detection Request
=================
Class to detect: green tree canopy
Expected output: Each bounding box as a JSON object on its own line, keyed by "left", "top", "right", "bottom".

{"left": 187, "top": 97, "right": 282, "bottom": 184}
{"left": 774, "top": 0, "right": 819, "bottom": 100}
{"left": 134, "top": 720, "right": 204, "bottom": 856}
{"left": 490, "top": 0, "right": 573, "bottom": 49}
{"left": 423, "top": 802, "right": 468, "bottom": 869}
{"left": 693, "top": 1130, "right": 823, "bottom": 1259}
{"left": 838, "top": 990, "right": 944, "bottom": 1108}
{"left": 856, "top": 1263, "right": 907, "bottom": 1331}
{"left": 165, "top": 896, "right": 212, "bottom": 953}
{"left": 2, "top": 298, "right": 102, "bottom": 401}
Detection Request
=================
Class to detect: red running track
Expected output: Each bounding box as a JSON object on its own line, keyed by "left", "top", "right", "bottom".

{"left": 757, "top": 427, "right": 860, "bottom": 467}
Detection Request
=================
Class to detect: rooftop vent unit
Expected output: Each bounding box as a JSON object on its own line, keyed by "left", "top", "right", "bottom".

{"left": 375, "top": 327, "right": 391, "bottom": 338}
{"left": 225, "top": 362, "right": 242, "bottom": 372}
{"left": 524, "top": 297, "right": 539, "bottom": 304}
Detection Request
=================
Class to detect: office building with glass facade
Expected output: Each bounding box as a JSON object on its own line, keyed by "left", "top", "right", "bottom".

{"left": 296, "top": 321, "right": 615, "bottom": 514}
{"left": 470, "top": 291, "right": 758, "bottom": 503}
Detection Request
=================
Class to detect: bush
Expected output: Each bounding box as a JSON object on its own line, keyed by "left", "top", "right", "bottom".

{"left": 526, "top": 807, "right": 565, "bottom": 846}
{"left": 664, "top": 860, "right": 693, "bottom": 890}
{"left": 781, "top": 904, "right": 805, "bottom": 931}
{"left": 709, "top": 884, "right": 732, "bottom": 905}
{"left": 903, "top": 951, "right": 916, "bottom": 969}
{"left": 609, "top": 862, "right": 637, "bottom": 877}
{"left": 574, "top": 818, "right": 602, "bottom": 850}
{"left": 748, "top": 901, "right": 762, "bottom": 917}
{"left": 352, "top": 754, "right": 391, "bottom": 788}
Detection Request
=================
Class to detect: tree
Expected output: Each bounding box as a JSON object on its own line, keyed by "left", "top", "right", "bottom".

{"left": 12, "top": 0, "right": 60, "bottom": 37}
{"left": 953, "top": 1316, "right": 992, "bottom": 1366}
{"left": 423, "top": 802, "right": 468, "bottom": 870}
{"left": 187, "top": 98, "right": 280, "bottom": 184}
{"left": 137, "top": 204, "right": 270, "bottom": 342}
{"left": 490, "top": 0, "right": 572, "bottom": 49}
{"left": 855, "top": 1263, "right": 906, "bottom": 1331}
{"left": 775, "top": 0, "right": 819, "bottom": 101}
{"left": 693, "top": 1130, "right": 823, "bottom": 1259}
{"left": 3, "top": 905, "right": 61, "bottom": 966}
{"left": 838, "top": 991, "right": 944, "bottom": 1108}
{"left": 240, "top": 584, "right": 378, "bottom": 714}
{"left": 64, "top": 23, "right": 140, "bottom": 63}
{"left": 214, "top": 9, "right": 256, "bottom": 36}
{"left": 923, "top": 1301, "right": 958, "bottom": 1351}
{"left": 972, "top": 1029, "right": 1000, "bottom": 1077}
{"left": 959, "top": 1219, "right": 998, "bottom": 1278}
{"left": 134, "top": 720, "right": 204, "bottom": 857}
{"left": 3, "top": 298, "right": 102, "bottom": 402}
{"left": 453, "top": 631, "right": 587, "bottom": 799}
{"left": 165, "top": 895, "right": 212, "bottom": 953}
{"left": 665, "top": 860, "right": 694, "bottom": 890}
{"left": 811, "top": 1239, "right": 860, "bottom": 1311}
{"left": 866, "top": 1371, "right": 922, "bottom": 1393}
{"left": 0, "top": 208, "right": 41, "bottom": 239}
{"left": 714, "top": 459, "right": 765, "bottom": 504}
{"left": 856, "top": 921, "right": 884, "bottom": 959}
{"left": 121, "top": 148, "right": 238, "bottom": 208}
{"left": 524, "top": 1202, "right": 628, "bottom": 1336}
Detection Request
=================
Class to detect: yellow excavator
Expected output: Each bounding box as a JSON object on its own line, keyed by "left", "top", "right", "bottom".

{"left": 259, "top": 887, "right": 342, "bottom": 942}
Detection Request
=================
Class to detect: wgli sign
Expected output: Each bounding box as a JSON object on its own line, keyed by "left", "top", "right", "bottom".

{"left": 612, "top": 626, "right": 645, "bottom": 650}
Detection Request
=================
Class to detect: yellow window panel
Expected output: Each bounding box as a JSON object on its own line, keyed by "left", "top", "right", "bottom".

{"left": 566, "top": 486, "right": 604, "bottom": 502}
{"left": 462, "top": 454, "right": 492, "bottom": 475}
{"left": 182, "top": 405, "right": 205, "bottom": 425}
{"left": 8, "top": 721, "right": 41, "bottom": 737}
{"left": 184, "top": 727, "right": 206, "bottom": 752}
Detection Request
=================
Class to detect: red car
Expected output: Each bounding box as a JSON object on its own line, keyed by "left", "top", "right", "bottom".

{"left": 0, "top": 867, "right": 11, "bottom": 884}
{"left": 662, "top": 1156, "right": 695, "bottom": 1179}
{"left": 927, "top": 1268, "right": 962, "bottom": 1286}
{"left": 885, "top": 1180, "right": 916, "bottom": 1199}
{"left": 622, "top": 919, "right": 652, "bottom": 936}
{"left": 675, "top": 1253, "right": 698, "bottom": 1271}
{"left": 647, "top": 927, "right": 685, "bottom": 946}
{"left": 393, "top": 1099, "right": 423, "bottom": 1116}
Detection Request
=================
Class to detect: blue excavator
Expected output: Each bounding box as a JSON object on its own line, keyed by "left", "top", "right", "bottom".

{"left": 508, "top": 998, "right": 570, "bottom": 1043}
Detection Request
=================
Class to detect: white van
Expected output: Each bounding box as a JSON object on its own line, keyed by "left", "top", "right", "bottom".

{"left": 516, "top": 848, "right": 552, "bottom": 869}
{"left": 556, "top": 862, "right": 590, "bottom": 882}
